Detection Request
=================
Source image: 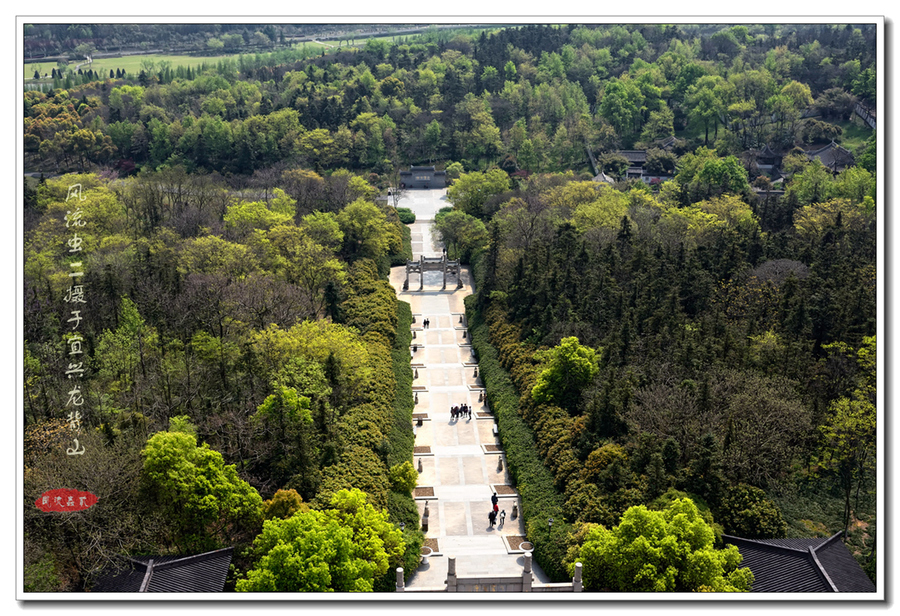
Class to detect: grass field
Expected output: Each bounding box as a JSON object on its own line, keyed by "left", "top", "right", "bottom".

{"left": 834, "top": 116, "right": 875, "bottom": 153}
{"left": 24, "top": 44, "right": 330, "bottom": 80}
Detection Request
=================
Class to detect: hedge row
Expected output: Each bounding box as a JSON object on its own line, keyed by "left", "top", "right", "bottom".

{"left": 383, "top": 298, "right": 423, "bottom": 586}
{"left": 390, "top": 221, "right": 413, "bottom": 266}
{"left": 388, "top": 300, "right": 415, "bottom": 469}
{"left": 465, "top": 294, "right": 572, "bottom": 582}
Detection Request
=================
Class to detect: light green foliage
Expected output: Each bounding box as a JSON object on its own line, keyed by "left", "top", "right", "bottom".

{"left": 178, "top": 235, "right": 257, "bottom": 277}
{"left": 28, "top": 175, "right": 127, "bottom": 259}
{"left": 573, "top": 187, "right": 631, "bottom": 232}
{"left": 446, "top": 168, "right": 510, "bottom": 218}
{"left": 785, "top": 159, "right": 833, "bottom": 205}
{"left": 249, "top": 321, "right": 371, "bottom": 401}
{"left": 567, "top": 498, "right": 753, "bottom": 592}
{"left": 238, "top": 488, "right": 403, "bottom": 592}
{"left": 819, "top": 336, "right": 876, "bottom": 533}
{"left": 108, "top": 84, "right": 145, "bottom": 116}
{"left": 141, "top": 429, "right": 263, "bottom": 552}
{"left": 389, "top": 461, "right": 419, "bottom": 493}
{"left": 95, "top": 297, "right": 159, "bottom": 397}
{"left": 433, "top": 209, "right": 489, "bottom": 263}
{"left": 300, "top": 211, "right": 344, "bottom": 250}
{"left": 532, "top": 337, "right": 599, "bottom": 414}
{"left": 833, "top": 165, "right": 876, "bottom": 205}
{"left": 237, "top": 509, "right": 371, "bottom": 591}
{"left": 445, "top": 161, "right": 465, "bottom": 180}
{"left": 337, "top": 198, "right": 401, "bottom": 261}
{"left": 263, "top": 224, "right": 347, "bottom": 314}
{"left": 269, "top": 187, "right": 298, "bottom": 217}
{"left": 168, "top": 414, "right": 197, "bottom": 438}
{"left": 256, "top": 385, "right": 313, "bottom": 426}
{"left": 224, "top": 199, "right": 294, "bottom": 235}
{"left": 675, "top": 148, "right": 750, "bottom": 199}
{"left": 793, "top": 198, "right": 871, "bottom": 239}
{"left": 693, "top": 194, "right": 759, "bottom": 233}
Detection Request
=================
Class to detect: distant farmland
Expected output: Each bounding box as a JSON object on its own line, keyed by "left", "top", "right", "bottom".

{"left": 24, "top": 44, "right": 330, "bottom": 80}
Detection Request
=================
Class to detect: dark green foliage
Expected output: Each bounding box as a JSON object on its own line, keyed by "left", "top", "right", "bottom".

{"left": 396, "top": 207, "right": 416, "bottom": 224}
{"left": 390, "top": 219, "right": 413, "bottom": 266}
{"left": 717, "top": 483, "right": 788, "bottom": 539}
{"left": 388, "top": 300, "right": 415, "bottom": 468}
{"left": 386, "top": 490, "right": 420, "bottom": 531}
{"left": 681, "top": 433, "right": 726, "bottom": 507}
{"left": 466, "top": 295, "right": 570, "bottom": 581}
{"left": 23, "top": 553, "right": 61, "bottom": 593}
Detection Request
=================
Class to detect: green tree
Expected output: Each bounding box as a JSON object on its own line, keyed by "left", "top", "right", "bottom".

{"left": 532, "top": 336, "right": 599, "bottom": 415}
{"left": 685, "top": 76, "right": 726, "bottom": 146}
{"left": 717, "top": 484, "right": 787, "bottom": 539}
{"left": 598, "top": 153, "right": 630, "bottom": 179}
{"left": 237, "top": 488, "right": 403, "bottom": 592}
{"left": 389, "top": 461, "right": 418, "bottom": 493}
{"left": 566, "top": 498, "right": 753, "bottom": 592}
{"left": 786, "top": 159, "right": 833, "bottom": 206}
{"left": 140, "top": 429, "right": 263, "bottom": 552}
{"left": 262, "top": 489, "right": 310, "bottom": 521}
{"left": 336, "top": 198, "right": 401, "bottom": 261}
{"left": 446, "top": 168, "right": 510, "bottom": 218}
{"left": 224, "top": 200, "right": 293, "bottom": 236}
{"left": 433, "top": 209, "right": 489, "bottom": 263}
{"left": 599, "top": 78, "right": 644, "bottom": 139}
{"left": 819, "top": 336, "right": 876, "bottom": 535}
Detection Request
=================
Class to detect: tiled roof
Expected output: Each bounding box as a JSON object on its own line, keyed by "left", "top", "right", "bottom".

{"left": 758, "top": 144, "right": 782, "bottom": 158}
{"left": 616, "top": 150, "right": 648, "bottom": 164}
{"left": 724, "top": 533, "right": 875, "bottom": 593}
{"left": 90, "top": 547, "right": 234, "bottom": 593}
{"left": 805, "top": 141, "right": 854, "bottom": 170}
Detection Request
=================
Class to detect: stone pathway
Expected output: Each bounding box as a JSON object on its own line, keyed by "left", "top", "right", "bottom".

{"left": 389, "top": 189, "right": 550, "bottom": 590}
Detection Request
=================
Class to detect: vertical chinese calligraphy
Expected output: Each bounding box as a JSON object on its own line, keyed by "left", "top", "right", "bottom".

{"left": 63, "top": 185, "right": 87, "bottom": 456}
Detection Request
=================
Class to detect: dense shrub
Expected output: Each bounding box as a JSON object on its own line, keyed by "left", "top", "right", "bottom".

{"left": 466, "top": 295, "right": 570, "bottom": 582}
{"left": 396, "top": 207, "right": 416, "bottom": 224}
{"left": 717, "top": 483, "right": 788, "bottom": 539}
{"left": 388, "top": 300, "right": 415, "bottom": 467}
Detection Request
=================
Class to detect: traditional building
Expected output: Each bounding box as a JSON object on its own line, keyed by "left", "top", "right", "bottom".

{"left": 806, "top": 141, "right": 855, "bottom": 173}
{"left": 90, "top": 547, "right": 234, "bottom": 593}
{"left": 399, "top": 166, "right": 447, "bottom": 189}
{"left": 723, "top": 533, "right": 875, "bottom": 593}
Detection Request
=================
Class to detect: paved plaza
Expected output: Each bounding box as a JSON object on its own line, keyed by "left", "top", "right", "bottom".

{"left": 389, "top": 189, "right": 550, "bottom": 590}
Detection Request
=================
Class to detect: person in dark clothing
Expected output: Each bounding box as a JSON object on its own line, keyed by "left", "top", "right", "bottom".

{"left": 491, "top": 492, "right": 499, "bottom": 506}
{"left": 488, "top": 510, "right": 496, "bottom": 528}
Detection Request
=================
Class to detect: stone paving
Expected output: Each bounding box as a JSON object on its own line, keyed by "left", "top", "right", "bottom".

{"left": 389, "top": 189, "right": 550, "bottom": 590}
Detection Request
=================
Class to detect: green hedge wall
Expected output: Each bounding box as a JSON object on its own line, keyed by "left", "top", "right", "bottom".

{"left": 390, "top": 222, "right": 413, "bottom": 266}
{"left": 388, "top": 300, "right": 415, "bottom": 468}
{"left": 465, "top": 294, "right": 571, "bottom": 582}
{"left": 385, "top": 299, "right": 421, "bottom": 584}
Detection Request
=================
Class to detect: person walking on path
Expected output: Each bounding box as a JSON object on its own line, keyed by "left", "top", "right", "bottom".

{"left": 488, "top": 510, "right": 496, "bottom": 529}
{"left": 491, "top": 492, "right": 499, "bottom": 507}
{"left": 499, "top": 509, "right": 506, "bottom": 529}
